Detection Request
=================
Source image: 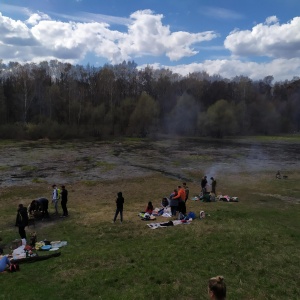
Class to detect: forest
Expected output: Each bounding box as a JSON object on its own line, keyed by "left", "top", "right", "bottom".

{"left": 0, "top": 59, "right": 299, "bottom": 139}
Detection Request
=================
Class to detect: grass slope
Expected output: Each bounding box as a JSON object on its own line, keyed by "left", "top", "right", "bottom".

{"left": 0, "top": 172, "right": 299, "bottom": 299}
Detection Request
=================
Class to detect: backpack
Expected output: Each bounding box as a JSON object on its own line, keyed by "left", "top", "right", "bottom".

{"left": 57, "top": 188, "right": 61, "bottom": 200}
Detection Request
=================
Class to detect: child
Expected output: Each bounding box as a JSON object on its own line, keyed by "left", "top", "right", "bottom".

{"left": 208, "top": 275, "right": 226, "bottom": 300}
{"left": 145, "top": 201, "right": 154, "bottom": 214}
{"left": 113, "top": 192, "right": 124, "bottom": 223}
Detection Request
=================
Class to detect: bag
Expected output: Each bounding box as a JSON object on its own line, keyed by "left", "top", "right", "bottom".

{"left": 9, "top": 263, "right": 20, "bottom": 272}
{"left": 199, "top": 211, "right": 206, "bottom": 219}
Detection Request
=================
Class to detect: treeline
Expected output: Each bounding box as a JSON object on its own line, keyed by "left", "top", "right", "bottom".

{"left": 0, "top": 59, "right": 299, "bottom": 139}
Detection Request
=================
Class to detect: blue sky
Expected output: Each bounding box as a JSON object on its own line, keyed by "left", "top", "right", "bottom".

{"left": 1, "top": 0, "right": 300, "bottom": 82}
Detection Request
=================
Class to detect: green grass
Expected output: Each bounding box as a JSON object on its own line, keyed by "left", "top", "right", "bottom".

{"left": 0, "top": 158, "right": 299, "bottom": 299}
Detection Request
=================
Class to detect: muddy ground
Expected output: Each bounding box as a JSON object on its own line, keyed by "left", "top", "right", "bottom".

{"left": 0, "top": 138, "right": 299, "bottom": 188}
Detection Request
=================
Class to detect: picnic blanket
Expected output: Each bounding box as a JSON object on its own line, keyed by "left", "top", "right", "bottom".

{"left": 147, "top": 219, "right": 192, "bottom": 229}
{"left": 11, "top": 251, "right": 61, "bottom": 264}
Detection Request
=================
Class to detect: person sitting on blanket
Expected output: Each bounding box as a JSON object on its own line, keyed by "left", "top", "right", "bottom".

{"left": 208, "top": 275, "right": 226, "bottom": 300}
{"left": 0, "top": 248, "right": 11, "bottom": 273}
{"left": 145, "top": 201, "right": 154, "bottom": 214}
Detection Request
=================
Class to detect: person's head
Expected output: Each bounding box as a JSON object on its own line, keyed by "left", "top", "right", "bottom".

{"left": 148, "top": 201, "right": 153, "bottom": 208}
{"left": 18, "top": 203, "right": 24, "bottom": 210}
{"left": 208, "top": 276, "right": 226, "bottom": 300}
{"left": 183, "top": 182, "right": 186, "bottom": 187}
{"left": 0, "top": 248, "right": 3, "bottom": 255}
{"left": 52, "top": 184, "right": 56, "bottom": 188}
{"left": 117, "top": 192, "right": 122, "bottom": 197}
{"left": 178, "top": 185, "right": 181, "bottom": 189}
{"left": 211, "top": 177, "right": 214, "bottom": 180}
{"left": 204, "top": 176, "right": 207, "bottom": 179}
{"left": 61, "top": 185, "right": 65, "bottom": 190}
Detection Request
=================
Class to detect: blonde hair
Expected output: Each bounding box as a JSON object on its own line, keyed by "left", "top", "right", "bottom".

{"left": 208, "top": 276, "right": 226, "bottom": 300}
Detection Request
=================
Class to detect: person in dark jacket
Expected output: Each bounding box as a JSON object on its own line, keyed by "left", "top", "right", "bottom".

{"left": 113, "top": 192, "right": 124, "bottom": 223}
{"left": 29, "top": 198, "right": 49, "bottom": 218}
{"left": 15, "top": 204, "right": 28, "bottom": 240}
{"left": 60, "top": 185, "right": 68, "bottom": 217}
{"left": 201, "top": 176, "right": 208, "bottom": 194}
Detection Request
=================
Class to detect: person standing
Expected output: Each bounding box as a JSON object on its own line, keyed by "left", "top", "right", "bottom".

{"left": 113, "top": 192, "right": 124, "bottom": 223}
{"left": 173, "top": 186, "right": 186, "bottom": 215}
{"left": 210, "top": 177, "right": 217, "bottom": 194}
{"left": 15, "top": 204, "right": 28, "bottom": 240}
{"left": 60, "top": 185, "right": 68, "bottom": 217}
{"left": 52, "top": 184, "right": 59, "bottom": 214}
{"left": 201, "top": 176, "right": 208, "bottom": 194}
{"left": 183, "top": 182, "right": 189, "bottom": 203}
{"left": 169, "top": 189, "right": 178, "bottom": 216}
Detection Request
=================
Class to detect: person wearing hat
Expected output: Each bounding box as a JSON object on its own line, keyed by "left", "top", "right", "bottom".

{"left": 0, "top": 248, "right": 11, "bottom": 273}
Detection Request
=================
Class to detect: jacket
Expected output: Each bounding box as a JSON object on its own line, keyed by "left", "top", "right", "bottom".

{"left": 16, "top": 206, "right": 29, "bottom": 227}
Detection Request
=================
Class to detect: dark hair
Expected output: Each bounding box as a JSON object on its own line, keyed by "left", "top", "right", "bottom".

{"left": 208, "top": 276, "right": 226, "bottom": 300}
{"left": 147, "top": 201, "right": 153, "bottom": 209}
{"left": 117, "top": 192, "right": 122, "bottom": 197}
{"left": 211, "top": 177, "right": 214, "bottom": 180}
{"left": 61, "top": 185, "right": 65, "bottom": 189}
{"left": 0, "top": 247, "right": 3, "bottom": 254}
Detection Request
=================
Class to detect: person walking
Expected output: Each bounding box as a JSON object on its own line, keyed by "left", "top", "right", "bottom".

{"left": 15, "top": 204, "right": 28, "bottom": 240}
{"left": 60, "top": 185, "right": 68, "bottom": 217}
{"left": 113, "top": 192, "right": 124, "bottom": 223}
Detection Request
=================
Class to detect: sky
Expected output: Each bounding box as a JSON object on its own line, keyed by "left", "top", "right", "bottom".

{"left": 1, "top": 0, "right": 300, "bottom": 82}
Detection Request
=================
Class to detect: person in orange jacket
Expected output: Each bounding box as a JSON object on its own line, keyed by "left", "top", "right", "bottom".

{"left": 173, "top": 186, "right": 186, "bottom": 215}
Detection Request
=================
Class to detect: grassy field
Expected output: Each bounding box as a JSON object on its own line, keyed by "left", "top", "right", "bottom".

{"left": 0, "top": 146, "right": 300, "bottom": 299}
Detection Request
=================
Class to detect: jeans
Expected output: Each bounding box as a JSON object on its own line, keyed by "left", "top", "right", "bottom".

{"left": 170, "top": 206, "right": 178, "bottom": 216}
{"left": 114, "top": 208, "right": 123, "bottom": 222}
{"left": 18, "top": 226, "right": 26, "bottom": 239}
{"left": 61, "top": 201, "right": 68, "bottom": 216}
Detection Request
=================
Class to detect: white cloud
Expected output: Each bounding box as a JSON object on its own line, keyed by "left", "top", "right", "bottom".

{"left": 224, "top": 16, "right": 300, "bottom": 59}
{"left": 144, "top": 58, "right": 300, "bottom": 82}
{"left": 201, "top": 6, "right": 244, "bottom": 20}
{"left": 118, "top": 10, "right": 217, "bottom": 61}
{"left": 0, "top": 9, "right": 217, "bottom": 64}
{"left": 26, "top": 12, "right": 51, "bottom": 25}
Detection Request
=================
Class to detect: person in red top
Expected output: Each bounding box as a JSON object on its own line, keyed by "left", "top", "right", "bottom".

{"left": 145, "top": 201, "right": 154, "bottom": 214}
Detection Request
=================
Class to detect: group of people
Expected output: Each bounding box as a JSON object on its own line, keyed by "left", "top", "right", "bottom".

{"left": 168, "top": 182, "right": 189, "bottom": 217}
{"left": 201, "top": 176, "right": 217, "bottom": 195}
{"left": 15, "top": 184, "right": 69, "bottom": 241}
